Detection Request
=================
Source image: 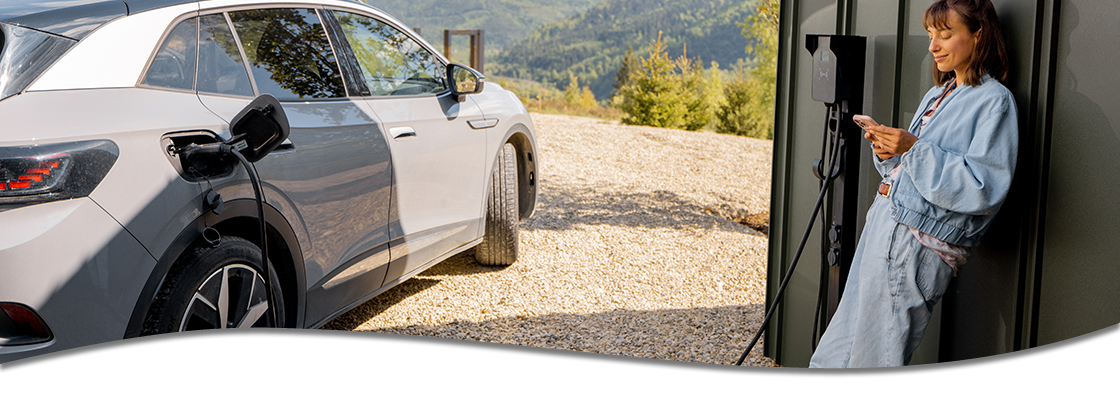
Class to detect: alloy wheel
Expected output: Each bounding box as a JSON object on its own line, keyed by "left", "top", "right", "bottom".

{"left": 179, "top": 264, "right": 272, "bottom": 331}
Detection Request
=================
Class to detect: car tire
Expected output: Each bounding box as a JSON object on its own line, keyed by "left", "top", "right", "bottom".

{"left": 142, "top": 236, "right": 285, "bottom": 334}
{"left": 475, "top": 143, "right": 519, "bottom": 266}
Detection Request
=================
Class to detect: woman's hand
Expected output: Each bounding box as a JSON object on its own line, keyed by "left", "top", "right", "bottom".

{"left": 864, "top": 125, "right": 918, "bottom": 160}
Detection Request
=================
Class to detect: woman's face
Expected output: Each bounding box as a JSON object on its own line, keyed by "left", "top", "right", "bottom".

{"left": 927, "top": 10, "right": 981, "bottom": 80}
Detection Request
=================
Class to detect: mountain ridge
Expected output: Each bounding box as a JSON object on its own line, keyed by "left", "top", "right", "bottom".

{"left": 492, "top": 0, "right": 758, "bottom": 100}
{"left": 362, "top": 0, "right": 602, "bottom": 51}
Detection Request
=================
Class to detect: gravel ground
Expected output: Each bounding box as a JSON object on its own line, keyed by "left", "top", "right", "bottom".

{"left": 321, "top": 113, "right": 777, "bottom": 367}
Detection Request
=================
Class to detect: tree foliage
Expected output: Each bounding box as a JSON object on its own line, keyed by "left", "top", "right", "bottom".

{"left": 563, "top": 73, "right": 598, "bottom": 109}
{"left": 365, "top": 0, "right": 599, "bottom": 50}
{"left": 616, "top": 32, "right": 714, "bottom": 131}
{"left": 715, "top": 0, "right": 778, "bottom": 139}
{"left": 612, "top": 46, "right": 637, "bottom": 95}
{"left": 675, "top": 49, "right": 712, "bottom": 131}
{"left": 494, "top": 0, "right": 757, "bottom": 100}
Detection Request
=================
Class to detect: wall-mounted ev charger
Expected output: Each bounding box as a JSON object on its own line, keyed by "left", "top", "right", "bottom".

{"left": 736, "top": 34, "right": 866, "bottom": 366}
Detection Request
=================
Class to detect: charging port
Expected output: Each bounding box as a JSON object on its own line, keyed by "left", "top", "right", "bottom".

{"left": 160, "top": 132, "right": 235, "bottom": 182}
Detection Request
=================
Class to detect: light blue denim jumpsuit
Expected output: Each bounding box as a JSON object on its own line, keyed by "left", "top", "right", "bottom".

{"left": 809, "top": 74, "right": 1018, "bottom": 368}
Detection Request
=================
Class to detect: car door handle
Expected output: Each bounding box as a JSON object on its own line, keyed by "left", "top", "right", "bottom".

{"left": 390, "top": 126, "right": 417, "bottom": 141}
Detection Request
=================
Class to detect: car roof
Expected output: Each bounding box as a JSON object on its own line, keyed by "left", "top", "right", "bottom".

{"left": 0, "top": 0, "right": 375, "bottom": 40}
{"left": 0, "top": 0, "right": 200, "bottom": 40}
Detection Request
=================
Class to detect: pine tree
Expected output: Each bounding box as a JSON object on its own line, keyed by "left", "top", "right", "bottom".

{"left": 715, "top": 60, "right": 761, "bottom": 136}
{"left": 564, "top": 72, "right": 599, "bottom": 109}
{"left": 613, "top": 46, "right": 636, "bottom": 95}
{"left": 618, "top": 31, "right": 688, "bottom": 128}
{"left": 715, "top": 0, "right": 779, "bottom": 139}
{"left": 675, "top": 47, "right": 710, "bottom": 131}
{"left": 564, "top": 73, "right": 583, "bottom": 105}
{"left": 706, "top": 61, "right": 726, "bottom": 124}
{"left": 578, "top": 86, "right": 598, "bottom": 109}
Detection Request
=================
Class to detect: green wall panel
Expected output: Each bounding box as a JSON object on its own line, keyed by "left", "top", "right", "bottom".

{"left": 766, "top": 0, "right": 841, "bottom": 367}
{"left": 1037, "top": 0, "right": 1120, "bottom": 346}
{"left": 768, "top": 0, "right": 1120, "bottom": 367}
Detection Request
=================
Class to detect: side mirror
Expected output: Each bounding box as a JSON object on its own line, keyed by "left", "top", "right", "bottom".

{"left": 448, "top": 63, "right": 484, "bottom": 100}
{"left": 227, "top": 94, "right": 289, "bottom": 163}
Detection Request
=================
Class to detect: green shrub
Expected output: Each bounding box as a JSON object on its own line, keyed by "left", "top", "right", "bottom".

{"left": 715, "top": 0, "right": 778, "bottom": 139}
{"left": 616, "top": 32, "right": 715, "bottom": 131}
{"left": 564, "top": 73, "right": 599, "bottom": 110}
{"left": 676, "top": 51, "right": 711, "bottom": 131}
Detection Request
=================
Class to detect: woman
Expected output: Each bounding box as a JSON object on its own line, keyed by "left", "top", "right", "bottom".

{"left": 809, "top": 0, "right": 1017, "bottom": 368}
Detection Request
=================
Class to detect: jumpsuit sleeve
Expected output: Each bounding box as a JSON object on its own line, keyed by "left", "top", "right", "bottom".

{"left": 873, "top": 152, "right": 900, "bottom": 178}
{"left": 899, "top": 93, "right": 1019, "bottom": 215}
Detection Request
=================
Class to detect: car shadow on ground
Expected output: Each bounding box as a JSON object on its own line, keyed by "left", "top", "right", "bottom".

{"left": 320, "top": 250, "right": 771, "bottom": 366}
{"left": 320, "top": 250, "right": 503, "bottom": 331}
{"left": 319, "top": 277, "right": 441, "bottom": 331}
{"left": 418, "top": 248, "right": 511, "bottom": 277}
{"left": 524, "top": 185, "right": 767, "bottom": 237}
{"left": 336, "top": 303, "right": 772, "bottom": 366}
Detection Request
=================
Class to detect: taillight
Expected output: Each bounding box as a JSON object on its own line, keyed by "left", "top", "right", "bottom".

{"left": 0, "top": 140, "right": 118, "bottom": 205}
{"left": 0, "top": 154, "right": 70, "bottom": 194}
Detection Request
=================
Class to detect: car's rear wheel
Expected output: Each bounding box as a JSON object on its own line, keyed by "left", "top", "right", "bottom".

{"left": 475, "top": 143, "right": 519, "bottom": 266}
{"left": 142, "top": 236, "right": 284, "bottom": 334}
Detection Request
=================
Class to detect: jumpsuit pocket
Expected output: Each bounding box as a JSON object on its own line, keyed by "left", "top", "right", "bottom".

{"left": 914, "top": 247, "right": 953, "bottom": 307}
{"left": 887, "top": 223, "right": 917, "bottom": 263}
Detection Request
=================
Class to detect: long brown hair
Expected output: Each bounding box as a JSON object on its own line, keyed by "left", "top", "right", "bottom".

{"left": 923, "top": 0, "right": 1010, "bottom": 86}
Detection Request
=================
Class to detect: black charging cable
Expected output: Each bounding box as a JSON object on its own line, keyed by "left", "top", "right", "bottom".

{"left": 810, "top": 104, "right": 843, "bottom": 352}
{"left": 229, "top": 149, "right": 281, "bottom": 328}
{"left": 735, "top": 104, "right": 844, "bottom": 366}
{"left": 177, "top": 141, "right": 282, "bottom": 328}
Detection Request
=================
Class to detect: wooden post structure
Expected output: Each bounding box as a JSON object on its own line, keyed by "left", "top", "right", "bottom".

{"left": 442, "top": 29, "right": 484, "bottom": 74}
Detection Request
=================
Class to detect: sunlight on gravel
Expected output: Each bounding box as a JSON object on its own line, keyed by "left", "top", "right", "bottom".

{"left": 322, "top": 113, "right": 777, "bottom": 367}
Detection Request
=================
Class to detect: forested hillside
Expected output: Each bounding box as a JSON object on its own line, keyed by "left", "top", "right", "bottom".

{"left": 491, "top": 0, "right": 758, "bottom": 100}
{"left": 363, "top": 0, "right": 602, "bottom": 51}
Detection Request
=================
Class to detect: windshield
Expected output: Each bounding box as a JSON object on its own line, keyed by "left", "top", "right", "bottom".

{"left": 0, "top": 23, "right": 75, "bottom": 102}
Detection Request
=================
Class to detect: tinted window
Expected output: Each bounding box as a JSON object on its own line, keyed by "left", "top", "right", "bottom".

{"left": 333, "top": 11, "right": 445, "bottom": 96}
{"left": 228, "top": 8, "right": 346, "bottom": 100}
{"left": 197, "top": 14, "right": 253, "bottom": 97}
{"left": 143, "top": 17, "right": 197, "bottom": 91}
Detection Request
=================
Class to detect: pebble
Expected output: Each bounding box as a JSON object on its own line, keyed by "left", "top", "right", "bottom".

{"left": 321, "top": 113, "right": 777, "bottom": 367}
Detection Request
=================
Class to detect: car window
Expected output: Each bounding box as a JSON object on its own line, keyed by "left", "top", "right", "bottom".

{"left": 332, "top": 11, "right": 445, "bottom": 96}
{"left": 228, "top": 8, "right": 346, "bottom": 100}
{"left": 196, "top": 13, "right": 254, "bottom": 97}
{"left": 142, "top": 17, "right": 197, "bottom": 91}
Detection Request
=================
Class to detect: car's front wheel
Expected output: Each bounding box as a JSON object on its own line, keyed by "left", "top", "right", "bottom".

{"left": 475, "top": 143, "right": 520, "bottom": 266}
{"left": 142, "top": 236, "right": 284, "bottom": 334}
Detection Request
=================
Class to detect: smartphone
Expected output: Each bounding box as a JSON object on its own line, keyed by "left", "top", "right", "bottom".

{"left": 852, "top": 114, "right": 880, "bottom": 130}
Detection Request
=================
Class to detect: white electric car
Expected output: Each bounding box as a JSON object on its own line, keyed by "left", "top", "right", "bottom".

{"left": 0, "top": 0, "right": 538, "bottom": 363}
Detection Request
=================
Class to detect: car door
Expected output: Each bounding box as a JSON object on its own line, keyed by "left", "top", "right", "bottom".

{"left": 329, "top": 10, "right": 488, "bottom": 284}
{"left": 187, "top": 8, "right": 395, "bottom": 324}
